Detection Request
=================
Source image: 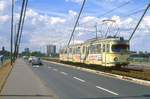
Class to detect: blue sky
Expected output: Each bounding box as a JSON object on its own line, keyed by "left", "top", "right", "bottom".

{"left": 0, "top": 0, "right": 150, "bottom": 52}
{"left": 26, "top": 0, "right": 150, "bottom": 16}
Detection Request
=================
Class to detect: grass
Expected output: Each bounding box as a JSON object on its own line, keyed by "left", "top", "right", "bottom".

{"left": 43, "top": 58, "right": 150, "bottom": 81}
{"left": 112, "top": 69, "right": 150, "bottom": 81}
{"left": 130, "top": 61, "right": 150, "bottom": 66}
{"left": 0, "top": 61, "right": 12, "bottom": 92}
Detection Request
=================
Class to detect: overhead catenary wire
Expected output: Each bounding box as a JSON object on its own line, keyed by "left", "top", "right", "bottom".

{"left": 125, "top": 8, "right": 145, "bottom": 17}
{"left": 99, "top": 1, "right": 130, "bottom": 17}
{"left": 14, "top": 0, "right": 26, "bottom": 59}
{"left": 67, "top": 0, "right": 86, "bottom": 46}
{"left": 77, "top": 8, "right": 145, "bottom": 38}
{"left": 129, "top": 2, "right": 150, "bottom": 41}
{"left": 79, "top": 1, "right": 131, "bottom": 26}
{"left": 79, "top": 2, "right": 150, "bottom": 40}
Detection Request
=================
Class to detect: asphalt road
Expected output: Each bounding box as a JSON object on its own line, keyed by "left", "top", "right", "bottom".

{"left": 28, "top": 61, "right": 150, "bottom": 99}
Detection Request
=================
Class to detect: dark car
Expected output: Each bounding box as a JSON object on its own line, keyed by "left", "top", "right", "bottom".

{"left": 32, "top": 57, "right": 42, "bottom": 65}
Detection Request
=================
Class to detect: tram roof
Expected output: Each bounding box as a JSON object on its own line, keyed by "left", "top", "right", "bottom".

{"left": 85, "top": 37, "right": 128, "bottom": 43}
{"left": 64, "top": 37, "right": 128, "bottom": 49}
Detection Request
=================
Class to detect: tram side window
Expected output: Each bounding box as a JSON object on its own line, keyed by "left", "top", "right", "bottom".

{"left": 82, "top": 46, "right": 85, "bottom": 54}
{"left": 89, "top": 46, "right": 91, "bottom": 54}
{"left": 64, "top": 49, "right": 67, "bottom": 54}
{"left": 97, "top": 44, "right": 101, "bottom": 53}
{"left": 76, "top": 47, "right": 81, "bottom": 54}
{"left": 106, "top": 44, "right": 110, "bottom": 52}
{"left": 94, "top": 45, "right": 98, "bottom": 54}
{"left": 90, "top": 45, "right": 98, "bottom": 54}
{"left": 74, "top": 48, "right": 76, "bottom": 54}
{"left": 69, "top": 48, "right": 72, "bottom": 54}
{"left": 86, "top": 46, "right": 89, "bottom": 54}
{"left": 60, "top": 49, "right": 63, "bottom": 54}
{"left": 90, "top": 45, "right": 93, "bottom": 54}
{"left": 89, "top": 46, "right": 92, "bottom": 54}
{"left": 103, "top": 44, "right": 105, "bottom": 52}
{"left": 73, "top": 48, "right": 75, "bottom": 54}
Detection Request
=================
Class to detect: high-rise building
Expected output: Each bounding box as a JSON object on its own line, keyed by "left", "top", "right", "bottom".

{"left": 24, "top": 48, "right": 30, "bottom": 53}
{"left": 46, "top": 45, "right": 56, "bottom": 56}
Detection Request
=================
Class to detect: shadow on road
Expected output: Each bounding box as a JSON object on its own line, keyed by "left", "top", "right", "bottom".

{"left": 0, "top": 94, "right": 53, "bottom": 97}
{"left": 80, "top": 94, "right": 150, "bottom": 99}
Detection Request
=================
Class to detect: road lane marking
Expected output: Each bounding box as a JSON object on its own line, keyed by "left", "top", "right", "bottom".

{"left": 32, "top": 65, "right": 40, "bottom": 68}
{"left": 73, "top": 77, "right": 85, "bottom": 82}
{"left": 60, "top": 72, "right": 68, "bottom": 75}
{"left": 96, "top": 86, "right": 119, "bottom": 96}
{"left": 48, "top": 67, "right": 52, "bottom": 69}
{"left": 53, "top": 69, "right": 58, "bottom": 71}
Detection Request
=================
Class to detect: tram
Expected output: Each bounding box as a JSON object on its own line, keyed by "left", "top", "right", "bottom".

{"left": 60, "top": 37, "right": 130, "bottom": 67}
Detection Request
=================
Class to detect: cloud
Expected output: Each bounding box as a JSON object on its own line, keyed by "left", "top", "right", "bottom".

{"left": 50, "top": 17, "right": 66, "bottom": 25}
{"left": 0, "top": 0, "right": 11, "bottom": 12}
{"left": 68, "top": 10, "right": 78, "bottom": 17}
{"left": 143, "top": 16, "right": 150, "bottom": 26}
{"left": 0, "top": 15, "right": 10, "bottom": 23}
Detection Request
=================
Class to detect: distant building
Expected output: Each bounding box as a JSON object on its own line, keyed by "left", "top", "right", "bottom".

{"left": 46, "top": 45, "right": 56, "bottom": 56}
{"left": 0, "top": 46, "right": 9, "bottom": 57}
{"left": 24, "top": 48, "right": 30, "bottom": 53}
{"left": 0, "top": 46, "right": 6, "bottom": 55}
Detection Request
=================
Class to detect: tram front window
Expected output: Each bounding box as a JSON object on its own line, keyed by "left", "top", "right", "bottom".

{"left": 112, "top": 44, "right": 129, "bottom": 52}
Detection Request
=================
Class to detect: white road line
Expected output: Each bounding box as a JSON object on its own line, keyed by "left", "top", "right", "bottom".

{"left": 48, "top": 67, "right": 52, "bottom": 69}
{"left": 53, "top": 69, "right": 58, "bottom": 71}
{"left": 60, "top": 72, "right": 68, "bottom": 75}
{"left": 96, "top": 86, "right": 119, "bottom": 96}
{"left": 32, "top": 65, "right": 40, "bottom": 68}
{"left": 73, "top": 77, "right": 85, "bottom": 82}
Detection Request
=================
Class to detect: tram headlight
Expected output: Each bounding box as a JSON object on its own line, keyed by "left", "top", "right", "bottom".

{"left": 114, "top": 57, "right": 118, "bottom": 61}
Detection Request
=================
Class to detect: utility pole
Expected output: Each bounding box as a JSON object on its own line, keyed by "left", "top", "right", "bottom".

{"left": 129, "top": 2, "right": 150, "bottom": 41}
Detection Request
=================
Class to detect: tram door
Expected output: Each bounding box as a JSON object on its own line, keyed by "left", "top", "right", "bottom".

{"left": 102, "top": 44, "right": 110, "bottom": 66}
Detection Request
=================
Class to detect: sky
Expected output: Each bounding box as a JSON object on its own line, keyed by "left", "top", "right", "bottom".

{"left": 0, "top": 0, "right": 150, "bottom": 53}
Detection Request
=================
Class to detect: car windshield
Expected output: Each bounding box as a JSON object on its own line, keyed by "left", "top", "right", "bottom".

{"left": 112, "top": 44, "right": 129, "bottom": 52}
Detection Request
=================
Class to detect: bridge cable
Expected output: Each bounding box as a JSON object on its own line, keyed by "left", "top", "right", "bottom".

{"left": 14, "top": 0, "right": 26, "bottom": 59}
{"left": 129, "top": 2, "right": 150, "bottom": 41}
{"left": 10, "top": 0, "right": 15, "bottom": 64}
{"left": 67, "top": 0, "right": 86, "bottom": 46}
{"left": 16, "top": 0, "right": 28, "bottom": 57}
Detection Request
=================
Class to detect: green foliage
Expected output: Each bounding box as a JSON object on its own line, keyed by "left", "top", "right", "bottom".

{"left": 30, "top": 51, "right": 45, "bottom": 57}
